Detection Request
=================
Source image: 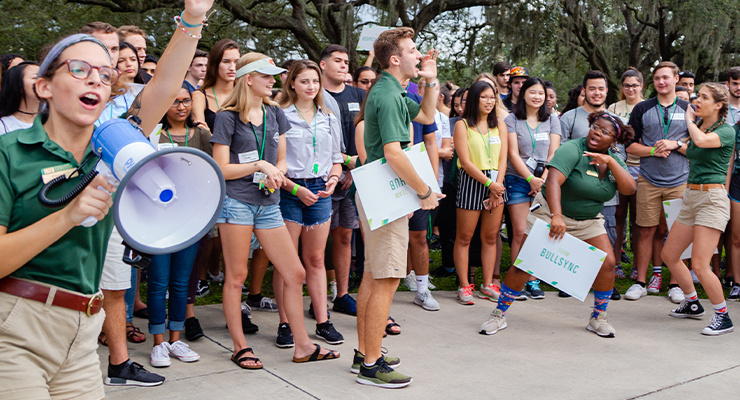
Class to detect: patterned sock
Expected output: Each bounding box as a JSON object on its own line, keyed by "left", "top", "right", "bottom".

{"left": 496, "top": 283, "right": 520, "bottom": 316}
{"left": 653, "top": 265, "right": 662, "bottom": 274}
{"left": 713, "top": 301, "right": 728, "bottom": 314}
{"left": 592, "top": 290, "right": 612, "bottom": 318}
{"left": 685, "top": 291, "right": 699, "bottom": 302}
{"left": 415, "top": 274, "right": 429, "bottom": 293}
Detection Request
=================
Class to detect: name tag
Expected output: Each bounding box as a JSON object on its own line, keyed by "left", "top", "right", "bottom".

{"left": 157, "top": 143, "right": 177, "bottom": 150}
{"left": 671, "top": 113, "right": 685, "bottom": 121}
{"left": 347, "top": 102, "right": 360, "bottom": 112}
{"left": 239, "top": 150, "right": 259, "bottom": 164}
{"left": 525, "top": 157, "right": 538, "bottom": 170}
{"left": 535, "top": 132, "right": 549, "bottom": 141}
{"left": 285, "top": 128, "right": 302, "bottom": 138}
{"left": 40, "top": 163, "right": 77, "bottom": 184}
{"left": 489, "top": 136, "right": 501, "bottom": 145}
{"left": 586, "top": 169, "right": 599, "bottom": 177}
{"left": 490, "top": 170, "right": 499, "bottom": 182}
{"left": 253, "top": 171, "right": 266, "bottom": 184}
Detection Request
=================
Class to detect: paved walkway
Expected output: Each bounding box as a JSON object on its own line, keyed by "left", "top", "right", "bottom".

{"left": 99, "top": 291, "right": 740, "bottom": 399}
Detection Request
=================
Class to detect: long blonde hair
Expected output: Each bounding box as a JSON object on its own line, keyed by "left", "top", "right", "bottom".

{"left": 277, "top": 59, "right": 329, "bottom": 114}
{"left": 220, "top": 52, "right": 278, "bottom": 124}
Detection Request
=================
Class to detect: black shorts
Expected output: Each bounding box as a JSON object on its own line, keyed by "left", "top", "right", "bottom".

{"left": 409, "top": 209, "right": 431, "bottom": 232}
{"left": 730, "top": 173, "right": 740, "bottom": 203}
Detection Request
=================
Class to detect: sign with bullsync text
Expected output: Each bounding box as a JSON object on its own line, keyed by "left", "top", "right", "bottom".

{"left": 356, "top": 25, "right": 393, "bottom": 51}
{"left": 352, "top": 143, "right": 440, "bottom": 231}
{"left": 513, "top": 218, "right": 607, "bottom": 301}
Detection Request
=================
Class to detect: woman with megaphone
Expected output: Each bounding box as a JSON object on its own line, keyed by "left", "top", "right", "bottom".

{"left": 211, "top": 53, "right": 341, "bottom": 369}
{"left": 0, "top": 0, "right": 215, "bottom": 396}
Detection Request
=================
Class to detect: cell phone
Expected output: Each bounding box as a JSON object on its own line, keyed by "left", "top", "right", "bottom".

{"left": 483, "top": 198, "right": 492, "bottom": 211}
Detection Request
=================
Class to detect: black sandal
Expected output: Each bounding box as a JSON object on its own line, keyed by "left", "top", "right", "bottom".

{"left": 231, "top": 347, "right": 263, "bottom": 370}
{"left": 292, "top": 344, "right": 340, "bottom": 363}
{"left": 385, "top": 316, "right": 401, "bottom": 336}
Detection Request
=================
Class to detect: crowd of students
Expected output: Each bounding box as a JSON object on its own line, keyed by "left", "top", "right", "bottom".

{"left": 1, "top": 3, "right": 739, "bottom": 393}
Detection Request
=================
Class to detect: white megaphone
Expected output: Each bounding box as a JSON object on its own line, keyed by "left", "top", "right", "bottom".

{"left": 86, "top": 118, "right": 225, "bottom": 255}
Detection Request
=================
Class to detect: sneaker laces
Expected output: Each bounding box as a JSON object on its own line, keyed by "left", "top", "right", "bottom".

{"left": 259, "top": 297, "right": 274, "bottom": 308}
{"left": 170, "top": 341, "right": 190, "bottom": 353}
{"left": 152, "top": 343, "right": 169, "bottom": 358}
{"left": 531, "top": 280, "right": 541, "bottom": 291}
{"left": 730, "top": 286, "right": 740, "bottom": 297}
{"left": 462, "top": 284, "right": 474, "bottom": 296}
{"left": 707, "top": 313, "right": 724, "bottom": 329}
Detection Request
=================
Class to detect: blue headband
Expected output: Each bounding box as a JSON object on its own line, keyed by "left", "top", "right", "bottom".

{"left": 596, "top": 113, "right": 621, "bottom": 139}
{"left": 38, "top": 34, "right": 111, "bottom": 77}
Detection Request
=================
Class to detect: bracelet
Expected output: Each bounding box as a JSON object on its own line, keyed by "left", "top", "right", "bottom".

{"left": 417, "top": 186, "right": 432, "bottom": 200}
{"left": 650, "top": 147, "right": 655, "bottom": 156}
{"left": 485, "top": 179, "right": 492, "bottom": 188}
{"left": 179, "top": 11, "right": 203, "bottom": 27}
{"left": 328, "top": 175, "right": 340, "bottom": 182}
{"left": 173, "top": 16, "right": 202, "bottom": 39}
{"left": 550, "top": 213, "right": 562, "bottom": 218}
{"left": 344, "top": 156, "right": 352, "bottom": 165}
{"left": 291, "top": 184, "right": 300, "bottom": 196}
{"left": 526, "top": 174, "right": 534, "bottom": 183}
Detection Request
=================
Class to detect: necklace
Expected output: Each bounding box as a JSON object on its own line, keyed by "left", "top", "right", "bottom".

{"left": 165, "top": 125, "right": 189, "bottom": 148}
{"left": 16, "top": 109, "right": 37, "bottom": 116}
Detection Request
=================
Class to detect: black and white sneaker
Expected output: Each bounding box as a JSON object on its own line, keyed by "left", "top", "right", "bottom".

{"left": 670, "top": 300, "right": 705, "bottom": 319}
{"left": 728, "top": 285, "right": 740, "bottom": 302}
{"left": 702, "top": 313, "right": 734, "bottom": 336}
{"left": 196, "top": 280, "right": 210, "bottom": 298}
{"left": 276, "top": 323, "right": 294, "bottom": 348}
{"left": 315, "top": 320, "right": 344, "bottom": 345}
{"left": 105, "top": 359, "right": 165, "bottom": 387}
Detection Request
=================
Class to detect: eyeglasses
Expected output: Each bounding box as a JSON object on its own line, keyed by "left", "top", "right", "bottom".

{"left": 590, "top": 123, "right": 615, "bottom": 138}
{"left": 357, "top": 79, "right": 371, "bottom": 85}
{"left": 623, "top": 84, "right": 641, "bottom": 89}
{"left": 480, "top": 96, "right": 497, "bottom": 103}
{"left": 171, "top": 98, "right": 193, "bottom": 108}
{"left": 58, "top": 59, "right": 120, "bottom": 86}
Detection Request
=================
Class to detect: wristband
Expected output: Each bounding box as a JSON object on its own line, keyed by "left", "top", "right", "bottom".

{"left": 291, "top": 184, "right": 300, "bottom": 196}
{"left": 180, "top": 11, "right": 203, "bottom": 27}
{"left": 417, "top": 186, "right": 432, "bottom": 200}
{"left": 344, "top": 156, "right": 352, "bottom": 165}
{"left": 526, "top": 174, "right": 534, "bottom": 183}
{"left": 485, "top": 179, "right": 492, "bottom": 188}
{"left": 650, "top": 147, "right": 655, "bottom": 156}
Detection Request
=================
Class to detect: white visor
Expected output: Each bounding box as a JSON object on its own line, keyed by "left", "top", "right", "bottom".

{"left": 235, "top": 58, "right": 286, "bottom": 78}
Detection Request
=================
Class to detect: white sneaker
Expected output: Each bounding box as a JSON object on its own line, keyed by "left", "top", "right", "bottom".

{"left": 329, "top": 280, "right": 338, "bottom": 302}
{"left": 150, "top": 342, "right": 171, "bottom": 368}
{"left": 624, "top": 284, "right": 647, "bottom": 300}
{"left": 207, "top": 271, "right": 225, "bottom": 284}
{"left": 668, "top": 287, "right": 685, "bottom": 304}
{"left": 404, "top": 271, "right": 417, "bottom": 291}
{"left": 168, "top": 340, "right": 200, "bottom": 363}
{"left": 428, "top": 276, "right": 436, "bottom": 290}
{"left": 479, "top": 309, "right": 507, "bottom": 335}
{"left": 587, "top": 312, "right": 616, "bottom": 338}
{"left": 691, "top": 270, "right": 700, "bottom": 284}
{"left": 413, "top": 289, "right": 440, "bottom": 311}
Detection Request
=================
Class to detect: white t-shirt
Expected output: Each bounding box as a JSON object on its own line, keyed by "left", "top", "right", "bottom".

{"left": 96, "top": 83, "right": 146, "bottom": 126}
{"left": 0, "top": 115, "right": 32, "bottom": 135}
{"left": 434, "top": 110, "right": 451, "bottom": 187}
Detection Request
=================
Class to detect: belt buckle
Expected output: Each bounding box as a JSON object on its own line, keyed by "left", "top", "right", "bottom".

{"left": 86, "top": 293, "right": 104, "bottom": 316}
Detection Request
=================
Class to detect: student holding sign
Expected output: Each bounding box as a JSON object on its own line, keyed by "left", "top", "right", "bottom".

{"left": 480, "top": 112, "right": 635, "bottom": 338}
{"left": 661, "top": 83, "right": 735, "bottom": 336}
{"left": 453, "top": 80, "right": 508, "bottom": 305}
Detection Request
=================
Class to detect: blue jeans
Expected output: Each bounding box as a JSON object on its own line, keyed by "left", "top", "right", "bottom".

{"left": 125, "top": 267, "right": 136, "bottom": 324}
{"left": 147, "top": 242, "right": 199, "bottom": 334}
{"left": 279, "top": 178, "right": 332, "bottom": 226}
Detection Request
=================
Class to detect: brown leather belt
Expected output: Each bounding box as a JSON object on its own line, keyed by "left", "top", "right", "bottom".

{"left": 687, "top": 183, "right": 725, "bottom": 191}
{"left": 0, "top": 277, "right": 104, "bottom": 316}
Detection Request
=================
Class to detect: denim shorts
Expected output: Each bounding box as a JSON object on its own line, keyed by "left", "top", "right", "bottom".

{"left": 505, "top": 174, "right": 533, "bottom": 205}
{"left": 280, "top": 178, "right": 332, "bottom": 226}
{"left": 217, "top": 196, "right": 285, "bottom": 230}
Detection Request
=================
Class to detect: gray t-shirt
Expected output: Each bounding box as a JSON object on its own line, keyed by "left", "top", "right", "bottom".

{"left": 729, "top": 106, "right": 740, "bottom": 127}
{"left": 505, "top": 113, "right": 562, "bottom": 178}
{"left": 211, "top": 105, "right": 291, "bottom": 206}
{"left": 560, "top": 106, "right": 596, "bottom": 142}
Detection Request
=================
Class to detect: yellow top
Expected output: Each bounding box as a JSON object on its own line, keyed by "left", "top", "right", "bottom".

{"left": 457, "top": 120, "right": 501, "bottom": 171}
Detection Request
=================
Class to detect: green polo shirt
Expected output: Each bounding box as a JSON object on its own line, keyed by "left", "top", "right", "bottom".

{"left": 0, "top": 116, "right": 113, "bottom": 294}
{"left": 363, "top": 71, "right": 420, "bottom": 163}
{"left": 542, "top": 137, "right": 628, "bottom": 220}
{"left": 686, "top": 123, "right": 734, "bottom": 184}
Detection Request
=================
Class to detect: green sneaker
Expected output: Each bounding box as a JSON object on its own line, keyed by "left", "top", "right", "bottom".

{"left": 350, "top": 349, "right": 400, "bottom": 374}
{"left": 356, "top": 356, "right": 412, "bottom": 389}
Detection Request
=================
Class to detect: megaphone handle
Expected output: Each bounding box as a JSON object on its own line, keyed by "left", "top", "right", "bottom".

{"left": 81, "top": 164, "right": 117, "bottom": 228}
{"left": 122, "top": 243, "right": 152, "bottom": 269}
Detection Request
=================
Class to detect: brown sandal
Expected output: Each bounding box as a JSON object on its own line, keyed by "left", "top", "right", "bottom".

{"left": 98, "top": 332, "right": 108, "bottom": 347}
{"left": 292, "top": 344, "right": 340, "bottom": 363}
{"left": 126, "top": 323, "right": 147, "bottom": 344}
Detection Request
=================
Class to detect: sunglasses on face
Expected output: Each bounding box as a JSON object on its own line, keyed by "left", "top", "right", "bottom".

{"left": 58, "top": 59, "right": 120, "bottom": 86}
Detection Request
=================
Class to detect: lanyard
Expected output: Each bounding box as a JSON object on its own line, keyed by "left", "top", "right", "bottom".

{"left": 250, "top": 106, "right": 267, "bottom": 161}
{"left": 525, "top": 120, "right": 541, "bottom": 151}
{"left": 295, "top": 104, "right": 319, "bottom": 174}
{"left": 730, "top": 107, "right": 738, "bottom": 125}
{"left": 656, "top": 97, "right": 678, "bottom": 139}
{"left": 474, "top": 123, "right": 493, "bottom": 166}
{"left": 212, "top": 87, "right": 220, "bottom": 109}
{"left": 165, "top": 125, "right": 189, "bottom": 147}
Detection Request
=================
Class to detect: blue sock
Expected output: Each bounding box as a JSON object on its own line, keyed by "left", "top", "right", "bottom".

{"left": 496, "top": 283, "right": 520, "bottom": 316}
{"left": 592, "top": 289, "right": 612, "bottom": 318}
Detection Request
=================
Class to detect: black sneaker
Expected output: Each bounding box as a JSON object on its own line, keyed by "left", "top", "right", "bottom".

{"left": 332, "top": 294, "right": 357, "bottom": 316}
{"left": 610, "top": 287, "right": 621, "bottom": 301}
{"left": 276, "top": 322, "right": 294, "bottom": 348}
{"left": 241, "top": 310, "right": 259, "bottom": 334}
{"left": 308, "top": 302, "right": 330, "bottom": 320}
{"left": 315, "top": 320, "right": 344, "bottom": 345}
{"left": 620, "top": 250, "right": 631, "bottom": 264}
{"left": 524, "top": 280, "right": 545, "bottom": 299}
{"left": 670, "top": 300, "right": 705, "bottom": 319}
{"left": 558, "top": 290, "right": 571, "bottom": 298}
{"left": 184, "top": 317, "right": 204, "bottom": 341}
{"left": 722, "top": 276, "right": 735, "bottom": 290}
{"left": 428, "top": 234, "right": 441, "bottom": 250}
{"left": 196, "top": 280, "right": 210, "bottom": 298}
{"left": 728, "top": 285, "right": 740, "bottom": 301}
{"left": 104, "top": 359, "right": 165, "bottom": 387}
{"left": 702, "top": 313, "right": 734, "bottom": 336}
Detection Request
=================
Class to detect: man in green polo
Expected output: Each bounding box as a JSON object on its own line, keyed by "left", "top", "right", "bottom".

{"left": 353, "top": 27, "right": 443, "bottom": 389}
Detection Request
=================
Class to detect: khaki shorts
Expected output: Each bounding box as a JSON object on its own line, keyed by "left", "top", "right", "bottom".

{"left": 356, "top": 193, "right": 408, "bottom": 279}
{"left": 0, "top": 290, "right": 105, "bottom": 400}
{"left": 635, "top": 175, "right": 685, "bottom": 227}
{"left": 676, "top": 188, "right": 730, "bottom": 232}
{"left": 525, "top": 192, "right": 607, "bottom": 241}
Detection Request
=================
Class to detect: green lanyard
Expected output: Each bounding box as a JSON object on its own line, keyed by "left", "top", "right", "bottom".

{"left": 250, "top": 106, "right": 267, "bottom": 161}
{"left": 165, "top": 125, "right": 189, "bottom": 147}
{"left": 294, "top": 104, "right": 319, "bottom": 174}
{"left": 212, "top": 87, "right": 220, "bottom": 109}
{"left": 475, "top": 123, "right": 493, "bottom": 166}
{"left": 525, "top": 120, "right": 541, "bottom": 151}
{"left": 657, "top": 97, "right": 678, "bottom": 139}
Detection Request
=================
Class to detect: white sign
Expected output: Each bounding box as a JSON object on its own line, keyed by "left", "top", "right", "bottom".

{"left": 513, "top": 219, "right": 607, "bottom": 301}
{"left": 663, "top": 199, "right": 717, "bottom": 260}
{"left": 356, "top": 25, "right": 393, "bottom": 51}
{"left": 352, "top": 143, "right": 441, "bottom": 231}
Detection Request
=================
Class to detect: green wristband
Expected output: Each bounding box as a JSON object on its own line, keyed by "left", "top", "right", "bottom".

{"left": 526, "top": 174, "right": 534, "bottom": 183}
{"left": 485, "top": 179, "right": 492, "bottom": 187}
{"left": 344, "top": 156, "right": 352, "bottom": 165}
{"left": 291, "top": 184, "right": 300, "bottom": 196}
{"left": 650, "top": 147, "right": 655, "bottom": 156}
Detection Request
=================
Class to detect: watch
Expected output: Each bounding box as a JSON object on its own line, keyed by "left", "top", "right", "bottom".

{"left": 424, "top": 80, "right": 438, "bottom": 88}
{"left": 676, "top": 140, "right": 683, "bottom": 149}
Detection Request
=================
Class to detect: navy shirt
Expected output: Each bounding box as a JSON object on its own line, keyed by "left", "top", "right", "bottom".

{"left": 407, "top": 92, "right": 438, "bottom": 144}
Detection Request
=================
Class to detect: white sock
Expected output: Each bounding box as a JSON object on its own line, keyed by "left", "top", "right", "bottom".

{"left": 416, "top": 274, "right": 429, "bottom": 293}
